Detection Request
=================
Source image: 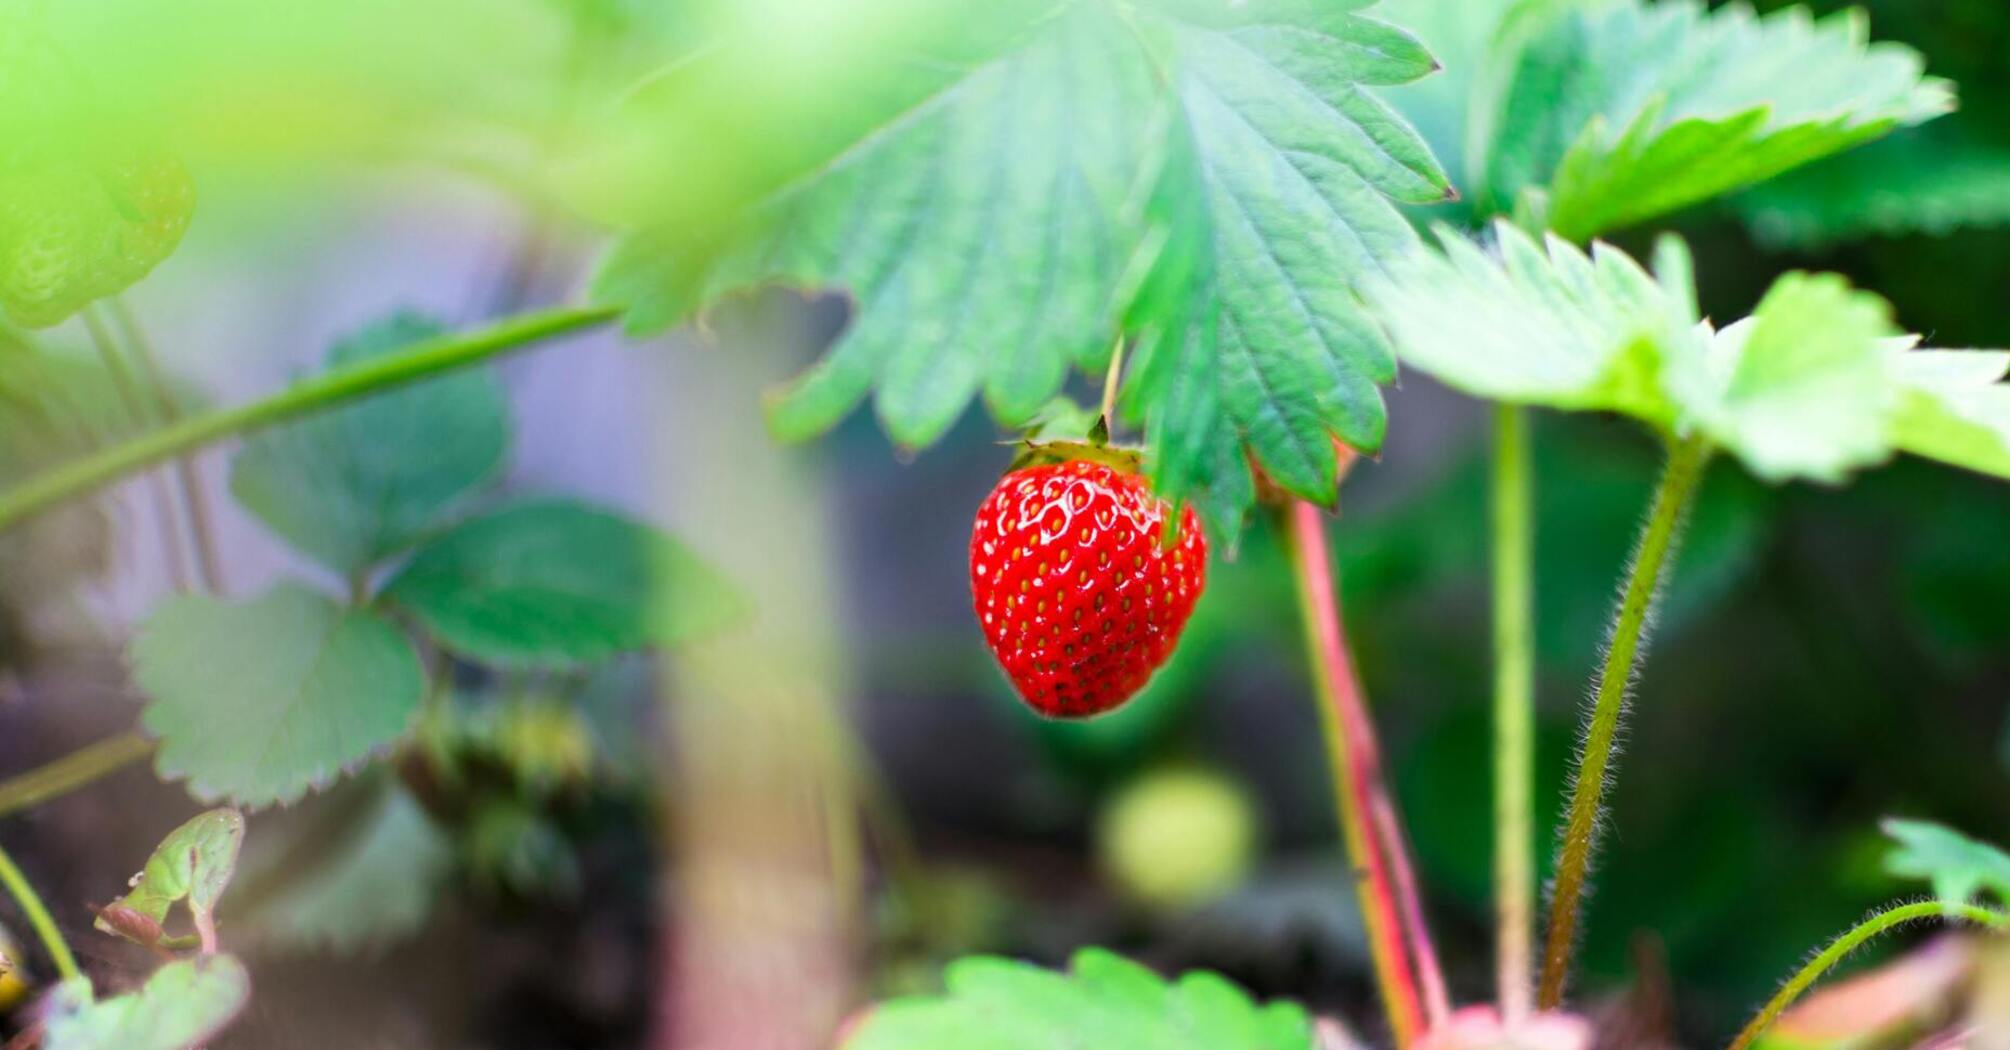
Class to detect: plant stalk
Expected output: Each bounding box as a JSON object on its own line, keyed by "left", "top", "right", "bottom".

{"left": 1727, "top": 901, "right": 2010, "bottom": 1050}
{"left": 0, "top": 838, "right": 80, "bottom": 981}
{"left": 81, "top": 306, "right": 197, "bottom": 593}
{"left": 1491, "top": 405, "right": 1536, "bottom": 1020}
{"left": 1538, "top": 434, "right": 1712, "bottom": 1008}
{"left": 109, "top": 297, "right": 227, "bottom": 593}
{"left": 0, "top": 305, "right": 619, "bottom": 533}
{"left": 1287, "top": 500, "right": 1446, "bottom": 1045}
{"left": 0, "top": 732, "right": 157, "bottom": 820}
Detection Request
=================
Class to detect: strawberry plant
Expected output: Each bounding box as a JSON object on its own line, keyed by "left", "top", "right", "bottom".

{"left": 0, "top": 0, "right": 2006, "bottom": 1048}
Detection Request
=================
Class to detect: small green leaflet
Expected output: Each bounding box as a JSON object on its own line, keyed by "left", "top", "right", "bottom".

{"left": 230, "top": 312, "right": 510, "bottom": 575}
{"left": 41, "top": 956, "right": 250, "bottom": 1050}
{"left": 1487, "top": 0, "right": 1950, "bottom": 240}
{"left": 595, "top": 0, "right": 1450, "bottom": 531}
{"left": 384, "top": 499, "right": 746, "bottom": 669}
{"left": 1883, "top": 819, "right": 2010, "bottom": 908}
{"left": 135, "top": 583, "right": 427, "bottom": 807}
{"left": 1363, "top": 221, "right": 2010, "bottom": 485}
{"left": 95, "top": 809, "right": 244, "bottom": 950}
{"left": 842, "top": 948, "right": 1315, "bottom": 1050}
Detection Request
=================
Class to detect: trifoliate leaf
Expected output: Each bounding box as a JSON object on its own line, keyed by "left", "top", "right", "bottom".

{"left": 1365, "top": 221, "right": 2010, "bottom": 486}
{"left": 1882, "top": 819, "right": 2010, "bottom": 908}
{"left": 1889, "top": 350, "right": 2010, "bottom": 481}
{"left": 595, "top": 0, "right": 1449, "bottom": 529}
{"left": 230, "top": 313, "right": 510, "bottom": 575}
{"left": 1489, "top": 1, "right": 1950, "bottom": 240}
{"left": 135, "top": 583, "right": 427, "bottom": 808}
{"left": 384, "top": 499, "right": 746, "bottom": 669}
{"left": 95, "top": 809, "right": 244, "bottom": 950}
{"left": 842, "top": 948, "right": 1315, "bottom": 1050}
{"left": 42, "top": 956, "right": 250, "bottom": 1050}
{"left": 247, "top": 782, "right": 451, "bottom": 954}
{"left": 1739, "top": 129, "right": 2010, "bottom": 248}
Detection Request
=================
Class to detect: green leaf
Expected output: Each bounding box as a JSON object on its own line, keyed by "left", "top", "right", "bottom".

{"left": 229, "top": 312, "right": 510, "bottom": 575}
{"left": 842, "top": 948, "right": 1314, "bottom": 1050}
{"left": 42, "top": 956, "right": 250, "bottom": 1050}
{"left": 1488, "top": 1, "right": 1950, "bottom": 239}
{"left": 95, "top": 809, "right": 244, "bottom": 948}
{"left": 1739, "top": 129, "right": 2010, "bottom": 248}
{"left": 1362, "top": 221, "right": 1685, "bottom": 418}
{"left": 385, "top": 499, "right": 745, "bottom": 669}
{"left": 1365, "top": 221, "right": 2010, "bottom": 486}
{"left": 1662, "top": 273, "right": 1903, "bottom": 484}
{"left": 1882, "top": 818, "right": 2010, "bottom": 907}
{"left": 595, "top": 0, "right": 1449, "bottom": 528}
{"left": 247, "top": 783, "right": 451, "bottom": 954}
{"left": 135, "top": 583, "right": 427, "bottom": 808}
{"left": 1888, "top": 350, "right": 2010, "bottom": 481}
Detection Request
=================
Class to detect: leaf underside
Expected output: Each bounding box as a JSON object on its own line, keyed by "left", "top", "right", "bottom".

{"left": 595, "top": 0, "right": 1450, "bottom": 533}
{"left": 1365, "top": 221, "right": 2010, "bottom": 485}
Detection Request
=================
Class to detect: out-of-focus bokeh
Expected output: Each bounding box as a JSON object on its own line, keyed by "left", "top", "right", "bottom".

{"left": 0, "top": 0, "right": 2005, "bottom": 1048}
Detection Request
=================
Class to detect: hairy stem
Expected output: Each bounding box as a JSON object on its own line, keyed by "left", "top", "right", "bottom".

{"left": 0, "top": 305, "right": 618, "bottom": 533}
{"left": 0, "top": 838, "right": 80, "bottom": 981}
{"left": 1728, "top": 901, "right": 2010, "bottom": 1050}
{"left": 109, "top": 297, "right": 226, "bottom": 593}
{"left": 1539, "top": 435, "right": 1711, "bottom": 1007}
{"left": 0, "top": 732, "right": 157, "bottom": 820}
{"left": 1491, "top": 405, "right": 1536, "bottom": 1020}
{"left": 1287, "top": 500, "right": 1445, "bottom": 1044}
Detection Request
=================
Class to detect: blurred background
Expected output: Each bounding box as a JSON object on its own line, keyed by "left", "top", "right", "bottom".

{"left": 0, "top": 0, "right": 2006, "bottom": 1048}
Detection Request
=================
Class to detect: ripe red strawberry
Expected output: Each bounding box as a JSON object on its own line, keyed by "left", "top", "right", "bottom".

{"left": 970, "top": 458, "right": 1207, "bottom": 718}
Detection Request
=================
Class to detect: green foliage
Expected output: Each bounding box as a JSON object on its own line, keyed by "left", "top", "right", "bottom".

{"left": 249, "top": 782, "right": 452, "bottom": 953}
{"left": 1508, "top": 3, "right": 1948, "bottom": 239}
{"left": 1363, "top": 221, "right": 2010, "bottom": 484}
{"left": 230, "top": 313, "right": 510, "bottom": 575}
{"left": 385, "top": 499, "right": 745, "bottom": 669}
{"left": 843, "top": 948, "right": 1314, "bottom": 1050}
{"left": 1739, "top": 129, "right": 2010, "bottom": 247}
{"left": 95, "top": 809, "right": 244, "bottom": 948}
{"left": 1882, "top": 819, "right": 2010, "bottom": 908}
{"left": 135, "top": 583, "right": 426, "bottom": 807}
{"left": 42, "top": 956, "right": 250, "bottom": 1050}
{"left": 595, "top": 0, "right": 1451, "bottom": 529}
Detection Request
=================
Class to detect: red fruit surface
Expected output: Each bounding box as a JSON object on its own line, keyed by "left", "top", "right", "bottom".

{"left": 969, "top": 459, "right": 1207, "bottom": 718}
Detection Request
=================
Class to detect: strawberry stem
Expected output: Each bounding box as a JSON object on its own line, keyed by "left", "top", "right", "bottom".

{"left": 1098, "top": 336, "right": 1125, "bottom": 435}
{"left": 0, "top": 731, "right": 156, "bottom": 820}
{"left": 1491, "top": 405, "right": 1537, "bottom": 1020}
{"left": 1286, "top": 500, "right": 1447, "bottom": 1046}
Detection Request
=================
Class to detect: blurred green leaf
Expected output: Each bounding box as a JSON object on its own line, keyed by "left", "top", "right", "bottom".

{"left": 1888, "top": 350, "right": 2010, "bottom": 481}
{"left": 843, "top": 948, "right": 1314, "bottom": 1050}
{"left": 386, "top": 499, "right": 745, "bottom": 669}
{"left": 1489, "top": 1, "right": 1949, "bottom": 239}
{"left": 1667, "top": 273, "right": 1902, "bottom": 483}
{"left": 42, "top": 956, "right": 250, "bottom": 1050}
{"left": 230, "top": 312, "right": 510, "bottom": 575}
{"left": 248, "top": 782, "right": 451, "bottom": 954}
{"left": 597, "top": 0, "right": 1450, "bottom": 531}
{"left": 1739, "top": 128, "right": 2010, "bottom": 247}
{"left": 95, "top": 809, "right": 245, "bottom": 948}
{"left": 136, "top": 583, "right": 426, "bottom": 807}
{"left": 1882, "top": 818, "right": 2010, "bottom": 907}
